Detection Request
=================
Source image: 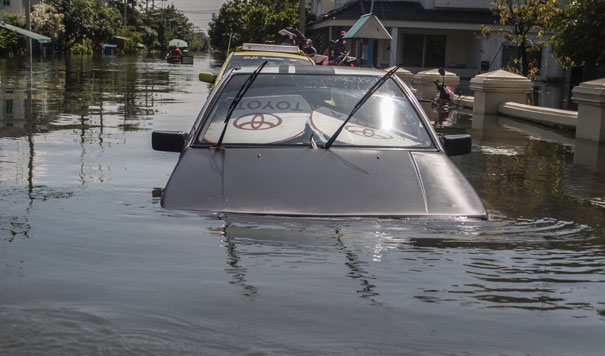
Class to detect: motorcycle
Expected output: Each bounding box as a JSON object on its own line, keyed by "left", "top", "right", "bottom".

{"left": 431, "top": 68, "right": 456, "bottom": 112}
{"left": 322, "top": 51, "right": 356, "bottom": 66}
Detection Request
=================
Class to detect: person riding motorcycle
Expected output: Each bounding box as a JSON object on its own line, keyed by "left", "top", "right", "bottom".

{"left": 332, "top": 31, "right": 356, "bottom": 66}
{"left": 171, "top": 46, "right": 182, "bottom": 58}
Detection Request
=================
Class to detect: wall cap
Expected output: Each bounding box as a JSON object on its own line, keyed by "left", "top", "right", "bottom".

{"left": 386, "top": 66, "right": 413, "bottom": 75}
{"left": 572, "top": 78, "right": 605, "bottom": 106}
{"left": 413, "top": 68, "right": 460, "bottom": 85}
{"left": 470, "top": 69, "right": 533, "bottom": 93}
{"left": 498, "top": 101, "right": 577, "bottom": 127}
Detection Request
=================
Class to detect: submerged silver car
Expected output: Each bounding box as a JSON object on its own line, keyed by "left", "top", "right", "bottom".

{"left": 153, "top": 65, "right": 487, "bottom": 219}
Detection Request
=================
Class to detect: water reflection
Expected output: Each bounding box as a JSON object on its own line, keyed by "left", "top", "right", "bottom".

{"left": 0, "top": 55, "right": 197, "bottom": 244}
{"left": 216, "top": 223, "right": 259, "bottom": 300}
{"left": 213, "top": 218, "right": 386, "bottom": 305}
{"left": 0, "top": 56, "right": 176, "bottom": 141}
{"left": 420, "top": 106, "right": 605, "bottom": 313}
{"left": 333, "top": 229, "right": 381, "bottom": 305}
{"left": 210, "top": 214, "right": 605, "bottom": 317}
{"left": 574, "top": 139, "right": 605, "bottom": 175}
{"left": 420, "top": 104, "right": 605, "bottom": 225}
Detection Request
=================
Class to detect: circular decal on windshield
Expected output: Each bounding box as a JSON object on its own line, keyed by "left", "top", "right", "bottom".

{"left": 345, "top": 125, "right": 393, "bottom": 139}
{"left": 233, "top": 113, "right": 283, "bottom": 130}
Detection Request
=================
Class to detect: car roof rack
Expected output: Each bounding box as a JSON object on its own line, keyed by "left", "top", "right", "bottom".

{"left": 239, "top": 43, "right": 301, "bottom": 54}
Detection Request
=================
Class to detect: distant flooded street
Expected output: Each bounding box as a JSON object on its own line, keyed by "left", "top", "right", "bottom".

{"left": 1, "top": 54, "right": 605, "bottom": 355}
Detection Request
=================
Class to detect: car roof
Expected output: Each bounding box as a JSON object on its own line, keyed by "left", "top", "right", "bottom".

{"left": 235, "top": 43, "right": 307, "bottom": 56}
{"left": 226, "top": 65, "right": 386, "bottom": 76}
{"left": 231, "top": 51, "right": 313, "bottom": 61}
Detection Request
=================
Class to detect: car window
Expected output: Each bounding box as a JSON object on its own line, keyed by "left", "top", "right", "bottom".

{"left": 224, "top": 55, "right": 312, "bottom": 73}
{"left": 199, "top": 73, "right": 434, "bottom": 148}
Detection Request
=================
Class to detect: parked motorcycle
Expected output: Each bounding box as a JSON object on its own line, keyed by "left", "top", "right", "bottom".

{"left": 431, "top": 68, "right": 456, "bottom": 112}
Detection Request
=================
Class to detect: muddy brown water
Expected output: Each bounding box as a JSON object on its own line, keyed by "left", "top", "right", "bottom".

{"left": 1, "top": 54, "right": 604, "bottom": 355}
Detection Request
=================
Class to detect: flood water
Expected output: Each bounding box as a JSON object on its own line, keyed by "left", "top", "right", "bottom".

{"left": 1, "top": 54, "right": 605, "bottom": 355}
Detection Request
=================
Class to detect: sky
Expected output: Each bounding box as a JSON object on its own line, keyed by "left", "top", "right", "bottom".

{"left": 168, "top": 0, "right": 226, "bottom": 33}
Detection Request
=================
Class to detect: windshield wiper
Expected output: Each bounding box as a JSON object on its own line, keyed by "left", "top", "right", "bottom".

{"left": 324, "top": 63, "right": 404, "bottom": 150}
{"left": 212, "top": 61, "right": 268, "bottom": 149}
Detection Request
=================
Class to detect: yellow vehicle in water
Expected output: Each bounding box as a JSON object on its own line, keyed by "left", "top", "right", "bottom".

{"left": 199, "top": 43, "right": 315, "bottom": 90}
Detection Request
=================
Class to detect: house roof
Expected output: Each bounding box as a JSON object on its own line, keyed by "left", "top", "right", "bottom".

{"left": 0, "top": 21, "right": 51, "bottom": 43}
{"left": 312, "top": 1, "right": 496, "bottom": 25}
{"left": 344, "top": 14, "right": 392, "bottom": 39}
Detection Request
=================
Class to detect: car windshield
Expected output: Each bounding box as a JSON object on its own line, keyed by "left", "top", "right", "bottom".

{"left": 224, "top": 55, "right": 312, "bottom": 73}
{"left": 198, "top": 73, "right": 434, "bottom": 148}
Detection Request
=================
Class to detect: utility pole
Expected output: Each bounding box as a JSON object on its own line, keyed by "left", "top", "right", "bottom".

{"left": 299, "top": 0, "right": 305, "bottom": 34}
{"left": 25, "top": 0, "right": 31, "bottom": 57}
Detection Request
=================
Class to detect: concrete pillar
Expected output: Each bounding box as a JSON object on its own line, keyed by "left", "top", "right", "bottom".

{"left": 386, "top": 66, "right": 414, "bottom": 87}
{"left": 389, "top": 27, "right": 398, "bottom": 67}
{"left": 469, "top": 69, "right": 532, "bottom": 115}
{"left": 572, "top": 79, "right": 605, "bottom": 142}
{"left": 413, "top": 68, "right": 460, "bottom": 100}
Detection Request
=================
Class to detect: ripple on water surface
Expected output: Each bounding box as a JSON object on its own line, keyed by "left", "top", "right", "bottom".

{"left": 207, "top": 214, "right": 605, "bottom": 315}
{"left": 0, "top": 304, "right": 236, "bottom": 355}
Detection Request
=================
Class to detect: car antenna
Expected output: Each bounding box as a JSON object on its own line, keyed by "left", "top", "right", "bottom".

{"left": 324, "top": 63, "right": 404, "bottom": 150}
{"left": 212, "top": 61, "right": 268, "bottom": 149}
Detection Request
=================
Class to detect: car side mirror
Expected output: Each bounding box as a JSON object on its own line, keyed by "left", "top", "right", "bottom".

{"left": 441, "top": 134, "right": 472, "bottom": 156}
{"left": 199, "top": 72, "right": 215, "bottom": 83}
{"left": 152, "top": 131, "right": 188, "bottom": 152}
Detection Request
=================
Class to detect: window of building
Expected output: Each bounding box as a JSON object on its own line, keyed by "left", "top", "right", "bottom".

{"left": 402, "top": 34, "right": 446, "bottom": 68}
{"left": 402, "top": 34, "right": 423, "bottom": 67}
{"left": 4, "top": 99, "right": 13, "bottom": 115}
{"left": 424, "top": 35, "right": 446, "bottom": 68}
{"left": 2, "top": 0, "right": 11, "bottom": 7}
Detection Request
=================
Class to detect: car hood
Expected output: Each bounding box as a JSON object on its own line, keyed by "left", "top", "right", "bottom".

{"left": 161, "top": 147, "right": 487, "bottom": 218}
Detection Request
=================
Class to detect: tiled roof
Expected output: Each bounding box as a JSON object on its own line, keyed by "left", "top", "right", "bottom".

{"left": 313, "top": 1, "right": 496, "bottom": 25}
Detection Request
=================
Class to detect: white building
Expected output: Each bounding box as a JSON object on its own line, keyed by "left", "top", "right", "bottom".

{"left": 0, "top": 0, "right": 40, "bottom": 17}
{"left": 309, "top": 0, "right": 563, "bottom": 81}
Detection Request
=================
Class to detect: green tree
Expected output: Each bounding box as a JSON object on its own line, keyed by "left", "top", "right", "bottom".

{"left": 118, "top": 26, "right": 144, "bottom": 53}
{"left": 189, "top": 31, "right": 209, "bottom": 52}
{"left": 0, "top": 12, "right": 25, "bottom": 55}
{"left": 137, "top": 5, "right": 194, "bottom": 50}
{"left": 208, "top": 0, "right": 247, "bottom": 53}
{"left": 208, "top": 0, "right": 307, "bottom": 53}
{"left": 163, "top": 5, "right": 194, "bottom": 44}
{"left": 31, "top": 4, "right": 65, "bottom": 41}
{"left": 549, "top": 0, "right": 605, "bottom": 67}
{"left": 37, "top": 0, "right": 195, "bottom": 53}
{"left": 0, "top": 31, "right": 19, "bottom": 54}
{"left": 483, "top": 0, "right": 558, "bottom": 78}
{"left": 50, "top": 0, "right": 121, "bottom": 51}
